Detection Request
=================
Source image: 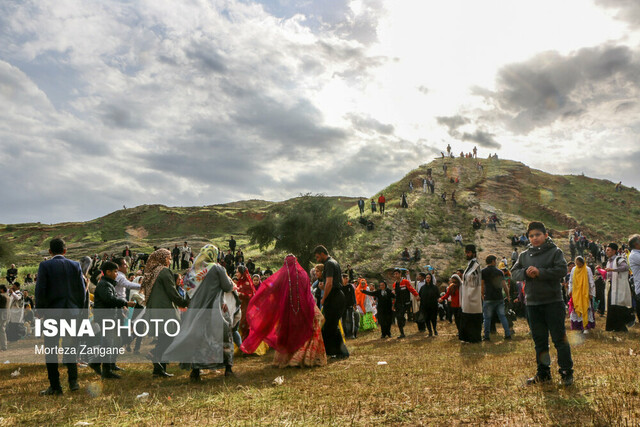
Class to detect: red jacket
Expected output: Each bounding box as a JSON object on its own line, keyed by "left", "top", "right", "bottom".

{"left": 441, "top": 283, "right": 460, "bottom": 308}
{"left": 378, "top": 195, "right": 386, "bottom": 204}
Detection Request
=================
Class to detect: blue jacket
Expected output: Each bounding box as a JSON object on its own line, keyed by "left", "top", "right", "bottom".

{"left": 35, "top": 255, "right": 89, "bottom": 314}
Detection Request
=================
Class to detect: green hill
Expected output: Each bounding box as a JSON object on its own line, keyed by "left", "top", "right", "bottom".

{"left": 2, "top": 158, "right": 638, "bottom": 280}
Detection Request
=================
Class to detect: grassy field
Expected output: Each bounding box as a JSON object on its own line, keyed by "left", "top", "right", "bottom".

{"left": 1, "top": 318, "right": 639, "bottom": 425}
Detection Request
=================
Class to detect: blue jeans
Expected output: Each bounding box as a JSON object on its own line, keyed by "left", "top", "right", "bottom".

{"left": 527, "top": 302, "right": 573, "bottom": 377}
{"left": 483, "top": 300, "right": 511, "bottom": 338}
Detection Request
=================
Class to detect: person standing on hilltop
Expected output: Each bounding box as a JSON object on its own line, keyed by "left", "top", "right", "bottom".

{"left": 446, "top": 144, "right": 451, "bottom": 155}
{"left": 459, "top": 245, "right": 482, "bottom": 343}
{"left": 378, "top": 194, "right": 386, "bottom": 214}
{"left": 511, "top": 222, "right": 573, "bottom": 386}
{"left": 473, "top": 146, "right": 477, "bottom": 158}
{"left": 370, "top": 199, "right": 377, "bottom": 214}
{"left": 357, "top": 198, "right": 365, "bottom": 216}
{"left": 228, "top": 236, "right": 237, "bottom": 253}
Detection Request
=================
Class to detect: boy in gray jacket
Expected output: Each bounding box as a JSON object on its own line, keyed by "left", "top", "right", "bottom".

{"left": 512, "top": 222, "right": 573, "bottom": 386}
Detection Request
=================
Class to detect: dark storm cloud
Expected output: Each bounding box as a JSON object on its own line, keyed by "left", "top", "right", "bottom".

{"left": 461, "top": 130, "right": 501, "bottom": 149}
{"left": 346, "top": 113, "right": 395, "bottom": 135}
{"left": 473, "top": 45, "right": 640, "bottom": 134}
{"left": 595, "top": 0, "right": 640, "bottom": 27}
{"left": 231, "top": 93, "right": 347, "bottom": 150}
{"left": 436, "top": 115, "right": 470, "bottom": 137}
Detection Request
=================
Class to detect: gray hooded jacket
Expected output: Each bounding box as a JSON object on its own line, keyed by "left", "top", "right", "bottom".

{"left": 511, "top": 238, "right": 567, "bottom": 306}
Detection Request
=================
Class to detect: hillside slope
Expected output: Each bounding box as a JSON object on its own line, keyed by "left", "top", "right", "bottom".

{"left": 2, "top": 158, "right": 638, "bottom": 278}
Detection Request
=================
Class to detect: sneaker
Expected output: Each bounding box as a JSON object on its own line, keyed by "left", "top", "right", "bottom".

{"left": 69, "top": 381, "right": 80, "bottom": 392}
{"left": 504, "top": 335, "right": 512, "bottom": 340}
{"left": 397, "top": 334, "right": 406, "bottom": 339}
{"left": 526, "top": 374, "right": 552, "bottom": 386}
{"left": 561, "top": 375, "right": 574, "bottom": 387}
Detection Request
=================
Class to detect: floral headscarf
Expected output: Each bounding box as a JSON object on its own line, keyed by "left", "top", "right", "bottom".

{"left": 140, "top": 249, "right": 172, "bottom": 299}
{"left": 183, "top": 244, "right": 219, "bottom": 297}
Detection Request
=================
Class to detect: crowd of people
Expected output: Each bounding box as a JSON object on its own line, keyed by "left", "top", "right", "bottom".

{"left": 2, "top": 205, "right": 639, "bottom": 395}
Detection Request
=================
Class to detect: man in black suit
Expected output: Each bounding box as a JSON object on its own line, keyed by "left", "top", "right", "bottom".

{"left": 35, "top": 238, "right": 89, "bottom": 396}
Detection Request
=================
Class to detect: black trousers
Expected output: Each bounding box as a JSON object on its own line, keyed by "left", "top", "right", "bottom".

{"left": 378, "top": 312, "right": 393, "bottom": 337}
{"left": 395, "top": 306, "right": 408, "bottom": 335}
{"left": 379, "top": 203, "right": 385, "bottom": 213}
{"left": 527, "top": 302, "right": 573, "bottom": 377}
{"left": 172, "top": 257, "right": 180, "bottom": 269}
{"left": 322, "top": 289, "right": 349, "bottom": 357}
{"left": 181, "top": 259, "right": 189, "bottom": 269}
{"left": 459, "top": 312, "right": 482, "bottom": 343}
{"left": 423, "top": 306, "right": 438, "bottom": 334}
{"left": 44, "top": 334, "right": 78, "bottom": 390}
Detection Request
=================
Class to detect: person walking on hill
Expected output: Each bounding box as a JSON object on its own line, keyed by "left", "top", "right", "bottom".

{"left": 357, "top": 198, "right": 365, "bottom": 216}
{"left": 455, "top": 233, "right": 463, "bottom": 247}
{"left": 378, "top": 194, "right": 386, "bottom": 214}
{"left": 511, "top": 248, "right": 518, "bottom": 267}
{"left": 512, "top": 222, "right": 573, "bottom": 386}
{"left": 228, "top": 236, "right": 237, "bottom": 253}
{"left": 370, "top": 199, "right": 377, "bottom": 213}
{"left": 401, "top": 192, "right": 409, "bottom": 209}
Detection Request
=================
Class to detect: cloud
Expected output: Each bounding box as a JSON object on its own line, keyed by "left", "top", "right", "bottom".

{"left": 595, "top": 0, "right": 640, "bottom": 27}
{"left": 461, "top": 130, "right": 501, "bottom": 149}
{"left": 346, "top": 113, "right": 395, "bottom": 135}
{"left": 436, "top": 115, "right": 470, "bottom": 137}
{"left": 0, "top": 0, "right": 393, "bottom": 223}
{"left": 472, "top": 44, "right": 640, "bottom": 134}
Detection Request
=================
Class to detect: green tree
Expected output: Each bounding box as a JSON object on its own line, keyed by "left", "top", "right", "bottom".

{"left": 0, "top": 240, "right": 14, "bottom": 269}
{"left": 248, "top": 194, "right": 354, "bottom": 270}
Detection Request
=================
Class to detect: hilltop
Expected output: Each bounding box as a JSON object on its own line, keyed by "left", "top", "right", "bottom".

{"left": 1, "top": 158, "right": 638, "bottom": 278}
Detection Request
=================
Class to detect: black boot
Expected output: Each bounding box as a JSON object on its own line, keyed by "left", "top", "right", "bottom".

{"left": 152, "top": 363, "right": 173, "bottom": 378}
{"left": 101, "top": 363, "right": 121, "bottom": 380}
{"left": 88, "top": 363, "right": 102, "bottom": 376}
{"left": 224, "top": 365, "right": 234, "bottom": 377}
{"left": 190, "top": 368, "right": 201, "bottom": 382}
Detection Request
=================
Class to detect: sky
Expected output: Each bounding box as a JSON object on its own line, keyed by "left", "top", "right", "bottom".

{"left": 1, "top": 0, "right": 639, "bottom": 224}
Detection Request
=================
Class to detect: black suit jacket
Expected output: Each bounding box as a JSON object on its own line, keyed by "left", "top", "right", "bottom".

{"left": 35, "top": 255, "right": 89, "bottom": 315}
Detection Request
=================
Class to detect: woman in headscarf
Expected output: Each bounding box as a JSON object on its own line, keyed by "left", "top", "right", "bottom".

{"left": 142, "top": 248, "right": 190, "bottom": 377}
{"left": 162, "top": 244, "right": 239, "bottom": 381}
{"left": 236, "top": 265, "right": 255, "bottom": 339}
{"left": 252, "top": 274, "right": 262, "bottom": 292}
{"left": 241, "top": 255, "right": 325, "bottom": 367}
{"left": 355, "top": 279, "right": 377, "bottom": 331}
{"left": 568, "top": 257, "right": 595, "bottom": 332}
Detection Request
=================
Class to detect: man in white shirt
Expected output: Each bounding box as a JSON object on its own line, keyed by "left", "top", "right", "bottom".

{"left": 181, "top": 242, "right": 192, "bottom": 269}
{"left": 113, "top": 258, "right": 141, "bottom": 300}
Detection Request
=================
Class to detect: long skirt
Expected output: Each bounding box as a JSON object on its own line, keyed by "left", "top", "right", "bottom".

{"left": 273, "top": 307, "right": 327, "bottom": 368}
{"left": 569, "top": 299, "right": 595, "bottom": 331}
{"left": 459, "top": 312, "right": 482, "bottom": 343}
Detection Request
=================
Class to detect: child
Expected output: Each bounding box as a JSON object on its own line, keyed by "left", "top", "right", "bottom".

{"left": 362, "top": 281, "right": 395, "bottom": 338}
{"left": 439, "top": 275, "right": 462, "bottom": 333}
{"left": 512, "top": 221, "right": 573, "bottom": 386}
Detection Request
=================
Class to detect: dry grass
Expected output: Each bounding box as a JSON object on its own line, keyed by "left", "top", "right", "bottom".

{"left": 2, "top": 317, "right": 640, "bottom": 426}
